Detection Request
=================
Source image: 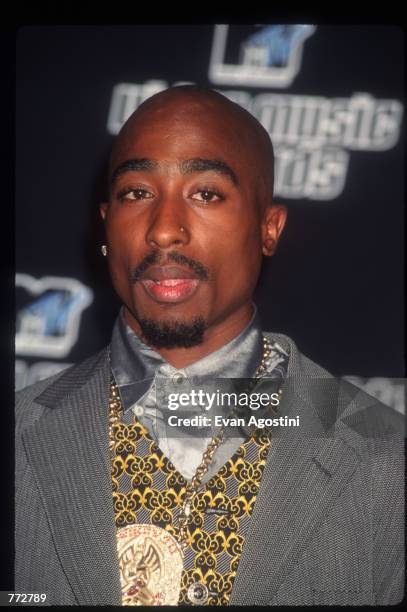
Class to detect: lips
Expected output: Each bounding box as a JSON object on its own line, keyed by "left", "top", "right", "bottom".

{"left": 138, "top": 266, "right": 201, "bottom": 304}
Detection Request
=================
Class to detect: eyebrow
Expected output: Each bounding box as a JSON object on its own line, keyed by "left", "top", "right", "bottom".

{"left": 111, "top": 158, "right": 158, "bottom": 184}
{"left": 179, "top": 158, "right": 238, "bottom": 186}
{"left": 111, "top": 157, "right": 239, "bottom": 186}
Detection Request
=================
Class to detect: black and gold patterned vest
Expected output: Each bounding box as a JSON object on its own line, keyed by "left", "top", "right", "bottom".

{"left": 111, "top": 417, "right": 271, "bottom": 605}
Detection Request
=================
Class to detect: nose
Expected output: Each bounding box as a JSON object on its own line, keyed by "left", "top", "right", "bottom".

{"left": 145, "top": 194, "right": 190, "bottom": 249}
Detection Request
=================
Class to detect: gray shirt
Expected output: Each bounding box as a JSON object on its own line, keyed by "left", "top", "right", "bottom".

{"left": 110, "top": 306, "right": 288, "bottom": 483}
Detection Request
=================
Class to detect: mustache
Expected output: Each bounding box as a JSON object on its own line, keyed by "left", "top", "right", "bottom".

{"left": 130, "top": 250, "right": 210, "bottom": 283}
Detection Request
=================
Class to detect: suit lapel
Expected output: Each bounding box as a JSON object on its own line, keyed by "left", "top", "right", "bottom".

{"left": 22, "top": 350, "right": 122, "bottom": 605}
{"left": 231, "top": 433, "right": 360, "bottom": 604}
{"left": 230, "top": 371, "right": 361, "bottom": 605}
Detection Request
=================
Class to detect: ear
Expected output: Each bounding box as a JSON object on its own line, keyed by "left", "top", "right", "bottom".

{"left": 100, "top": 202, "right": 109, "bottom": 221}
{"left": 261, "top": 204, "right": 287, "bottom": 256}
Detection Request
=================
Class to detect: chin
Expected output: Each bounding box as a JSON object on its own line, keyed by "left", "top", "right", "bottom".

{"left": 137, "top": 316, "right": 207, "bottom": 349}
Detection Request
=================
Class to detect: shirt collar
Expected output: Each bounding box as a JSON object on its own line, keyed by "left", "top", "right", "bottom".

{"left": 110, "top": 305, "right": 264, "bottom": 413}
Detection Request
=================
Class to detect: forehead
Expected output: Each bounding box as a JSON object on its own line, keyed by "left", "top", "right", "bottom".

{"left": 110, "top": 101, "right": 256, "bottom": 178}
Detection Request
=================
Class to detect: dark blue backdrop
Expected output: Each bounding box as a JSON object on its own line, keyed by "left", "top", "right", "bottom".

{"left": 16, "top": 25, "right": 404, "bottom": 396}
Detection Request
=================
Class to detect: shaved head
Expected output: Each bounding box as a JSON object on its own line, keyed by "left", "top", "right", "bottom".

{"left": 109, "top": 85, "right": 274, "bottom": 208}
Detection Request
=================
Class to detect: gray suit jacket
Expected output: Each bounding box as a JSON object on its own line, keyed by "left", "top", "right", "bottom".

{"left": 15, "top": 332, "right": 404, "bottom": 605}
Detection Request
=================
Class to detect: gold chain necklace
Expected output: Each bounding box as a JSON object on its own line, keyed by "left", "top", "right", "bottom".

{"left": 108, "top": 334, "right": 280, "bottom": 551}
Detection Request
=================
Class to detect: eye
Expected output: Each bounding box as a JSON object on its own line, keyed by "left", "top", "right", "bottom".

{"left": 117, "top": 187, "right": 155, "bottom": 201}
{"left": 190, "top": 189, "right": 224, "bottom": 203}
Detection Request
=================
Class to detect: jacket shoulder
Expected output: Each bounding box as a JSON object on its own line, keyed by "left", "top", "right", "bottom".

{"left": 15, "top": 347, "right": 109, "bottom": 435}
{"left": 264, "top": 330, "right": 404, "bottom": 442}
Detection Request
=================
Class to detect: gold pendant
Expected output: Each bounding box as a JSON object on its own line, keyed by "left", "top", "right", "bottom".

{"left": 117, "top": 524, "right": 184, "bottom": 606}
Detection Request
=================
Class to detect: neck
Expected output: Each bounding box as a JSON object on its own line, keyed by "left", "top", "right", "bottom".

{"left": 123, "top": 303, "right": 255, "bottom": 369}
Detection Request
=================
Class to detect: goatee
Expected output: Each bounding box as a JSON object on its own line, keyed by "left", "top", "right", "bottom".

{"left": 138, "top": 317, "right": 207, "bottom": 349}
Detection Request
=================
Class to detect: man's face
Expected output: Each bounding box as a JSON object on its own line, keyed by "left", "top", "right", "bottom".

{"left": 101, "top": 98, "right": 284, "bottom": 346}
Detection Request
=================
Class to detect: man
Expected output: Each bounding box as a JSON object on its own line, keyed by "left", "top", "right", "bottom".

{"left": 15, "top": 86, "right": 404, "bottom": 606}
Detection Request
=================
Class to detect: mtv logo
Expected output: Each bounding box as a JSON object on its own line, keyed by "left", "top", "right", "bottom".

{"left": 209, "top": 24, "right": 316, "bottom": 88}
{"left": 16, "top": 274, "right": 93, "bottom": 358}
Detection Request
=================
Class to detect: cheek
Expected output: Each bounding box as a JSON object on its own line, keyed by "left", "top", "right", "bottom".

{"left": 219, "top": 213, "right": 263, "bottom": 260}
{"left": 104, "top": 215, "right": 145, "bottom": 291}
{"left": 106, "top": 212, "right": 144, "bottom": 260}
{"left": 211, "top": 220, "right": 263, "bottom": 291}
